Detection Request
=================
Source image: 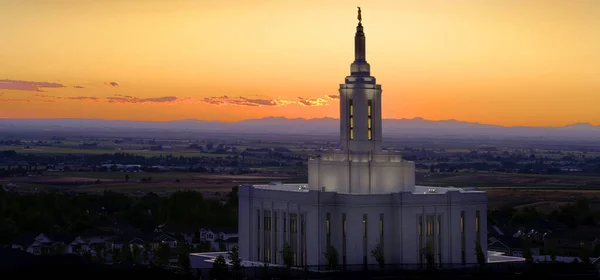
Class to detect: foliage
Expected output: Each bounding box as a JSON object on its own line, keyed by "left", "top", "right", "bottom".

{"left": 579, "top": 244, "right": 590, "bottom": 264}
{"left": 219, "top": 242, "right": 226, "bottom": 251}
{"left": 198, "top": 241, "right": 212, "bottom": 252}
{"left": 422, "top": 244, "right": 434, "bottom": 270}
{"left": 83, "top": 250, "right": 92, "bottom": 259}
{"left": 370, "top": 243, "right": 385, "bottom": 268}
{"left": 227, "top": 245, "right": 243, "bottom": 273}
{"left": 0, "top": 189, "right": 238, "bottom": 244}
{"left": 211, "top": 255, "right": 228, "bottom": 280}
{"left": 121, "top": 243, "right": 134, "bottom": 262}
{"left": 49, "top": 243, "right": 65, "bottom": 256}
{"left": 143, "top": 243, "right": 151, "bottom": 263}
{"left": 322, "top": 245, "right": 339, "bottom": 270}
{"left": 593, "top": 242, "right": 600, "bottom": 257}
{"left": 522, "top": 241, "right": 533, "bottom": 264}
{"left": 280, "top": 242, "right": 294, "bottom": 267}
{"left": 132, "top": 244, "right": 141, "bottom": 263}
{"left": 475, "top": 242, "right": 485, "bottom": 266}
{"left": 156, "top": 242, "right": 171, "bottom": 266}
{"left": 112, "top": 247, "right": 121, "bottom": 263}
{"left": 177, "top": 243, "right": 191, "bottom": 272}
{"left": 93, "top": 243, "right": 105, "bottom": 262}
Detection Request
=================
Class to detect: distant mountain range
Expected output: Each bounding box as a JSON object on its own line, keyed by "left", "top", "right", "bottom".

{"left": 0, "top": 117, "right": 599, "bottom": 139}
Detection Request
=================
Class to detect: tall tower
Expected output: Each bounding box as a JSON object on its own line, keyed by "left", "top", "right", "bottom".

{"left": 339, "top": 7, "right": 383, "bottom": 154}
{"left": 308, "top": 8, "right": 415, "bottom": 194}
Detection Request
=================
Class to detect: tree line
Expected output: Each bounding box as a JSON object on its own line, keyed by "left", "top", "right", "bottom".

{"left": 0, "top": 188, "right": 239, "bottom": 244}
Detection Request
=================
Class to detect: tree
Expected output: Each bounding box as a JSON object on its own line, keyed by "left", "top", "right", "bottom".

{"left": 322, "top": 245, "right": 339, "bottom": 270}
{"left": 112, "top": 247, "right": 121, "bottom": 263}
{"left": 280, "top": 242, "right": 294, "bottom": 267}
{"left": 93, "top": 243, "right": 106, "bottom": 263}
{"left": 156, "top": 242, "right": 171, "bottom": 266}
{"left": 50, "top": 243, "right": 65, "bottom": 256}
{"left": 522, "top": 242, "right": 533, "bottom": 264}
{"left": 579, "top": 244, "right": 590, "bottom": 264}
{"left": 370, "top": 243, "right": 385, "bottom": 268}
{"left": 593, "top": 241, "right": 600, "bottom": 257}
{"left": 178, "top": 243, "right": 191, "bottom": 273}
{"left": 421, "top": 244, "right": 434, "bottom": 270}
{"left": 210, "top": 255, "right": 228, "bottom": 280}
{"left": 475, "top": 242, "right": 486, "bottom": 266}
{"left": 227, "top": 245, "right": 243, "bottom": 275}
{"left": 132, "top": 244, "right": 141, "bottom": 263}
{"left": 121, "top": 243, "right": 134, "bottom": 262}
{"left": 219, "top": 242, "right": 227, "bottom": 252}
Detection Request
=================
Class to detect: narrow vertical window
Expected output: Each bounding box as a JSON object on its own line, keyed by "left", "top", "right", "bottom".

{"left": 379, "top": 213, "right": 384, "bottom": 256}
{"left": 349, "top": 99, "right": 354, "bottom": 140}
{"left": 263, "top": 210, "right": 271, "bottom": 263}
{"left": 461, "top": 211, "right": 466, "bottom": 265}
{"left": 274, "top": 211, "right": 278, "bottom": 264}
{"left": 283, "top": 212, "right": 287, "bottom": 241}
{"left": 342, "top": 213, "right": 347, "bottom": 267}
{"left": 257, "top": 209, "right": 261, "bottom": 261}
{"left": 418, "top": 215, "right": 423, "bottom": 265}
{"left": 367, "top": 99, "right": 373, "bottom": 140}
{"left": 301, "top": 214, "right": 306, "bottom": 266}
{"left": 475, "top": 210, "right": 481, "bottom": 245}
{"left": 437, "top": 215, "right": 442, "bottom": 266}
{"left": 363, "top": 213, "right": 368, "bottom": 266}
{"left": 426, "top": 215, "right": 434, "bottom": 266}
{"left": 290, "top": 213, "right": 298, "bottom": 266}
{"left": 326, "top": 213, "right": 331, "bottom": 247}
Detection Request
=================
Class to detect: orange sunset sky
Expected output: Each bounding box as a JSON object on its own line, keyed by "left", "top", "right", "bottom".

{"left": 1, "top": 0, "right": 599, "bottom": 127}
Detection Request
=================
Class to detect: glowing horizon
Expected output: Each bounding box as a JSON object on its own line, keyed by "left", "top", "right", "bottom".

{"left": 1, "top": 0, "right": 599, "bottom": 127}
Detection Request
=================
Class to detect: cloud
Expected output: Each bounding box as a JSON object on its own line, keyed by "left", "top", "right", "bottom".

{"left": 33, "top": 93, "right": 57, "bottom": 99}
{"left": 73, "top": 85, "right": 85, "bottom": 88}
{"left": 105, "top": 81, "right": 119, "bottom": 87}
{"left": 0, "top": 79, "right": 65, "bottom": 92}
{"left": 107, "top": 95, "right": 180, "bottom": 104}
{"left": 1, "top": 92, "right": 339, "bottom": 108}
{"left": 296, "top": 96, "right": 329, "bottom": 107}
{"left": 200, "top": 94, "right": 336, "bottom": 107}
{"left": 201, "top": 96, "right": 279, "bottom": 107}
{"left": 0, "top": 98, "right": 30, "bottom": 102}
{"left": 326, "top": 94, "right": 340, "bottom": 100}
{"left": 68, "top": 96, "right": 100, "bottom": 102}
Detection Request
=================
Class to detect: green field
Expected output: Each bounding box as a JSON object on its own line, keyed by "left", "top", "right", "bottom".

{"left": 0, "top": 145, "right": 228, "bottom": 157}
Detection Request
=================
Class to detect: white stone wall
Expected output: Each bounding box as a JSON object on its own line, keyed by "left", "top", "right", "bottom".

{"left": 307, "top": 154, "right": 415, "bottom": 194}
{"left": 239, "top": 186, "right": 487, "bottom": 267}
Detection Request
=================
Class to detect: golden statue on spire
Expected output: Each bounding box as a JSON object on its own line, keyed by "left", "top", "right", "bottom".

{"left": 357, "top": 6, "right": 362, "bottom": 23}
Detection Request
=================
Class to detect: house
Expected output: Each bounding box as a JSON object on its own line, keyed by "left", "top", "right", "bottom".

{"left": 154, "top": 223, "right": 195, "bottom": 244}
{"left": 544, "top": 226, "right": 600, "bottom": 256}
{"left": 150, "top": 233, "right": 182, "bottom": 249}
{"left": 199, "top": 227, "right": 238, "bottom": 251}
{"left": 67, "top": 235, "right": 115, "bottom": 257}
{"left": 23, "top": 233, "right": 71, "bottom": 255}
{"left": 488, "top": 236, "right": 541, "bottom": 257}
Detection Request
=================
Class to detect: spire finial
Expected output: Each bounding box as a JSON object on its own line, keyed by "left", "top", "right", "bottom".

{"left": 357, "top": 6, "right": 362, "bottom": 23}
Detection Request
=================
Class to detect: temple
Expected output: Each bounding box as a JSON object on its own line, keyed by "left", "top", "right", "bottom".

{"left": 237, "top": 9, "right": 490, "bottom": 268}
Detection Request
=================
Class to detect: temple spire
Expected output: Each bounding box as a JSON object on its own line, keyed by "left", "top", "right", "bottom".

{"left": 354, "top": 7, "right": 366, "bottom": 62}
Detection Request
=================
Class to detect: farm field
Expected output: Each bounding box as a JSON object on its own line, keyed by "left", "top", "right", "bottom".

{"left": 483, "top": 188, "right": 600, "bottom": 212}
{"left": 417, "top": 171, "right": 600, "bottom": 189}
{"left": 0, "top": 145, "right": 222, "bottom": 157}
{"left": 0, "top": 171, "right": 303, "bottom": 196}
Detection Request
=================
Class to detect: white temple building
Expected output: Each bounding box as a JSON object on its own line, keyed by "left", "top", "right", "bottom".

{"left": 238, "top": 9, "right": 489, "bottom": 268}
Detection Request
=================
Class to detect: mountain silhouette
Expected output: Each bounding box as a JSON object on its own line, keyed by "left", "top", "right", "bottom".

{"left": 0, "top": 117, "right": 599, "bottom": 139}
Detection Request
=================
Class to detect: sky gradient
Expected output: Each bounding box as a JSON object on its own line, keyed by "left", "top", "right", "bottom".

{"left": 1, "top": 0, "right": 599, "bottom": 127}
